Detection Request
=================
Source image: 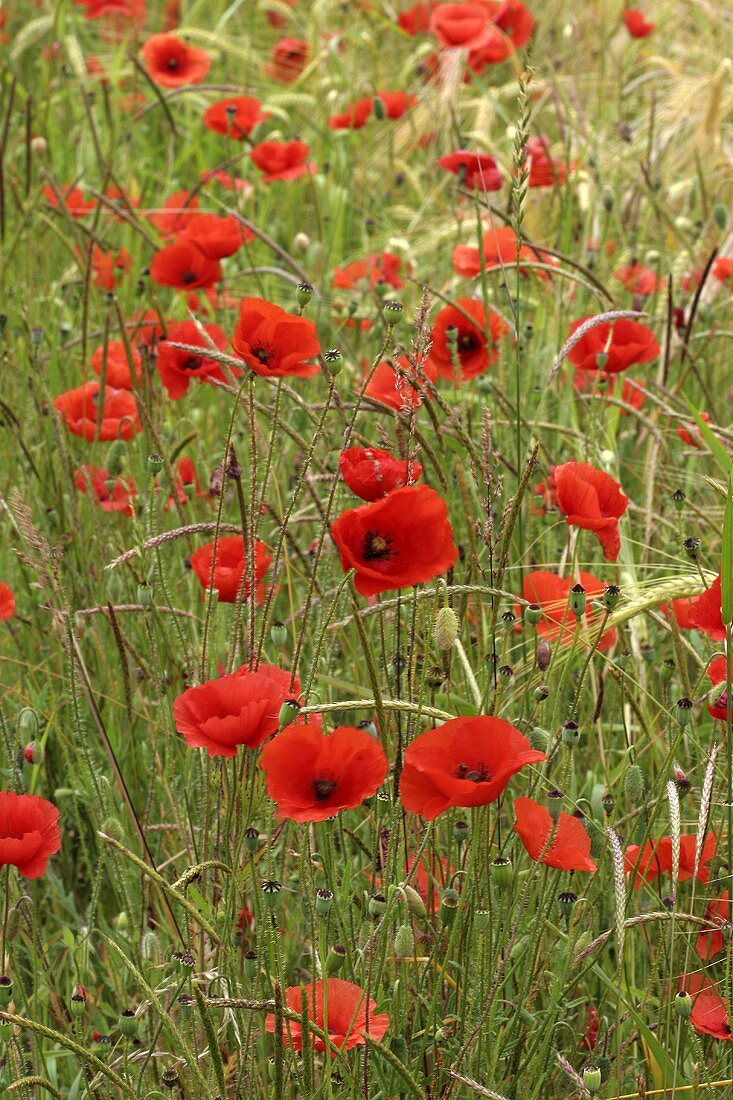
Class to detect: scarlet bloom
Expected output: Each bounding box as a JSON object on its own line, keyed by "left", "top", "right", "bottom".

{"left": 427, "top": 299, "right": 508, "bottom": 381}
{"left": 0, "top": 583, "right": 14, "bottom": 621}
{"left": 566, "top": 315, "right": 660, "bottom": 374}
{"left": 400, "top": 716, "right": 546, "bottom": 820}
{"left": 677, "top": 411, "right": 713, "bottom": 448}
{"left": 713, "top": 257, "right": 733, "bottom": 284}
{"left": 375, "top": 91, "right": 418, "bottom": 118}
{"left": 173, "top": 663, "right": 296, "bottom": 757}
{"left": 614, "top": 263, "right": 663, "bottom": 296}
{"left": 179, "top": 213, "right": 252, "bottom": 259}
{"left": 513, "top": 797, "right": 597, "bottom": 873}
{"left": 74, "top": 465, "right": 137, "bottom": 516}
{"left": 688, "top": 976, "right": 731, "bottom": 1041}
{"left": 54, "top": 382, "right": 141, "bottom": 442}
{"left": 203, "top": 96, "right": 270, "bottom": 139}
{"left": 232, "top": 297, "right": 321, "bottom": 378}
{"left": 622, "top": 9, "right": 654, "bottom": 37}
{"left": 260, "top": 723, "right": 387, "bottom": 822}
{"left": 331, "top": 484, "right": 458, "bottom": 597}
{"left": 430, "top": 2, "right": 498, "bottom": 50}
{"left": 521, "top": 571, "right": 618, "bottom": 652}
{"left": 339, "top": 446, "right": 422, "bottom": 501}
{"left": 150, "top": 241, "right": 222, "bottom": 291}
{"left": 688, "top": 574, "right": 726, "bottom": 641}
{"left": 189, "top": 536, "right": 272, "bottom": 603}
{"left": 141, "top": 34, "right": 211, "bottom": 87}
{"left": 453, "top": 225, "right": 555, "bottom": 280}
{"left": 624, "top": 833, "right": 716, "bottom": 890}
{"left": 156, "top": 321, "right": 230, "bottom": 399}
{"left": 329, "top": 98, "right": 373, "bottom": 130}
{"left": 554, "top": 461, "right": 628, "bottom": 563}
{"left": 266, "top": 38, "right": 309, "bottom": 83}
{"left": 250, "top": 140, "right": 315, "bottom": 182}
{"left": 265, "top": 979, "right": 390, "bottom": 1051}
{"left": 523, "top": 136, "right": 570, "bottom": 189}
{"left": 148, "top": 190, "right": 199, "bottom": 238}
{"left": 696, "top": 892, "right": 731, "bottom": 959}
{"left": 364, "top": 355, "right": 438, "bottom": 411}
{"left": 0, "top": 791, "right": 61, "bottom": 879}
{"left": 438, "top": 151, "right": 502, "bottom": 191}
{"left": 43, "top": 184, "right": 95, "bottom": 218}
{"left": 333, "top": 252, "right": 403, "bottom": 290}
{"left": 91, "top": 340, "right": 142, "bottom": 389}
{"left": 90, "top": 246, "right": 132, "bottom": 291}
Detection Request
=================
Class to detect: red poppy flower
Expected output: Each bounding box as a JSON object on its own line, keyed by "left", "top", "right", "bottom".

{"left": 74, "top": 0, "right": 145, "bottom": 20}
{"left": 566, "top": 315, "right": 660, "bottom": 374}
{"left": 179, "top": 213, "right": 252, "bottom": 259}
{"left": 427, "top": 299, "right": 508, "bottom": 381}
{"left": 614, "top": 263, "right": 663, "bottom": 296}
{"left": 260, "top": 722, "right": 387, "bottom": 822}
{"left": 554, "top": 461, "right": 628, "bottom": 563}
{"left": 163, "top": 457, "right": 206, "bottom": 510}
{"left": 232, "top": 297, "right": 321, "bottom": 378}
{"left": 713, "top": 257, "right": 733, "bottom": 284}
{"left": 688, "top": 574, "right": 726, "bottom": 641}
{"left": 189, "top": 536, "right": 272, "bottom": 603}
{"left": 339, "top": 447, "right": 422, "bottom": 502}
{"left": 329, "top": 98, "right": 373, "bottom": 130}
{"left": 265, "top": 978, "right": 390, "bottom": 1051}
{"left": 624, "top": 833, "right": 716, "bottom": 890}
{"left": 0, "top": 584, "right": 15, "bottom": 621}
{"left": 430, "top": 2, "right": 497, "bottom": 49}
{"left": 523, "top": 136, "right": 570, "bottom": 189}
{"left": 333, "top": 252, "right": 404, "bottom": 290}
{"left": 74, "top": 465, "right": 137, "bottom": 516}
{"left": 149, "top": 241, "right": 222, "bottom": 292}
{"left": 400, "top": 716, "right": 546, "bottom": 820}
{"left": 618, "top": 378, "right": 646, "bottom": 413}
{"left": 688, "top": 975, "right": 732, "bottom": 1040}
{"left": 0, "top": 791, "right": 61, "bottom": 879}
{"left": 54, "top": 382, "right": 141, "bottom": 442}
{"left": 90, "top": 246, "right": 132, "bottom": 291}
{"left": 521, "top": 571, "right": 618, "bottom": 652}
{"left": 581, "top": 1007, "right": 600, "bottom": 1052}
{"left": 147, "top": 190, "right": 199, "bottom": 238}
{"left": 91, "top": 341, "right": 142, "bottom": 390}
{"left": 331, "top": 484, "right": 458, "bottom": 597}
{"left": 364, "top": 355, "right": 438, "bottom": 411}
{"left": 199, "top": 169, "right": 253, "bottom": 195}
{"left": 266, "top": 37, "right": 309, "bottom": 83}
{"left": 141, "top": 34, "right": 211, "bottom": 87}
{"left": 696, "top": 891, "right": 731, "bottom": 959}
{"left": 677, "top": 412, "right": 713, "bottom": 448}
{"left": 375, "top": 91, "right": 418, "bottom": 118}
{"left": 202, "top": 95, "right": 270, "bottom": 139}
{"left": 398, "top": 2, "right": 438, "bottom": 34}
{"left": 438, "top": 151, "right": 503, "bottom": 191}
{"left": 250, "top": 140, "right": 315, "bottom": 182}
{"left": 513, "top": 797, "right": 597, "bottom": 872}
{"left": 465, "top": 25, "right": 513, "bottom": 70}
{"left": 156, "top": 320, "right": 230, "bottom": 399}
{"left": 492, "top": 0, "right": 534, "bottom": 48}
{"left": 706, "top": 655, "right": 729, "bottom": 721}
{"left": 622, "top": 9, "right": 654, "bottom": 37}
{"left": 452, "top": 225, "right": 555, "bottom": 280}
{"left": 43, "top": 184, "right": 96, "bottom": 218}
{"left": 173, "top": 663, "right": 297, "bottom": 758}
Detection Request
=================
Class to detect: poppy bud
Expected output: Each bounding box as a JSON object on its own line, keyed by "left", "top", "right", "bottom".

{"left": 501, "top": 610, "right": 517, "bottom": 630}
{"left": 525, "top": 603, "right": 542, "bottom": 625}
{"left": 533, "top": 685, "right": 549, "bottom": 703}
{"left": 162, "top": 1069, "right": 180, "bottom": 1090}
{"left": 583, "top": 1065, "right": 602, "bottom": 1094}
{"left": 23, "top": 742, "right": 43, "bottom": 766}
{"left": 278, "top": 699, "right": 300, "bottom": 728}
{"left": 0, "top": 977, "right": 12, "bottom": 1008}
{"left": 324, "top": 347, "right": 343, "bottom": 375}
{"left": 244, "top": 826, "right": 260, "bottom": 854}
{"left": 148, "top": 453, "right": 164, "bottom": 474}
{"left": 105, "top": 439, "right": 126, "bottom": 478}
{"left": 357, "top": 718, "right": 379, "bottom": 738}
{"left": 675, "top": 990, "right": 692, "bottom": 1019}
{"left": 119, "top": 1009, "right": 137, "bottom": 1038}
{"left": 595, "top": 352, "right": 608, "bottom": 370}
{"left": 315, "top": 888, "right": 334, "bottom": 916}
{"left": 536, "top": 639, "right": 551, "bottom": 671}
{"left": 114, "top": 911, "right": 128, "bottom": 932}
{"left": 675, "top": 698, "right": 694, "bottom": 727}
{"left": 383, "top": 299, "right": 404, "bottom": 326}
{"left": 569, "top": 585, "right": 586, "bottom": 618}
{"left": 440, "top": 888, "right": 459, "bottom": 925}
{"left": 453, "top": 820, "right": 469, "bottom": 846}
{"left": 490, "top": 856, "right": 513, "bottom": 887}
{"left": 402, "top": 883, "right": 427, "bottom": 920}
{"left": 674, "top": 765, "right": 691, "bottom": 797}
{"left": 547, "top": 789, "right": 564, "bottom": 819}
{"left": 293, "top": 232, "right": 310, "bottom": 252}
{"left": 671, "top": 488, "right": 685, "bottom": 510}
{"left": 434, "top": 606, "right": 459, "bottom": 651}
{"left": 17, "top": 707, "right": 39, "bottom": 738}
{"left": 101, "top": 816, "right": 125, "bottom": 842}
{"left": 296, "top": 282, "right": 314, "bottom": 307}
{"left": 261, "top": 880, "right": 282, "bottom": 910}
{"left": 562, "top": 720, "right": 580, "bottom": 747}
{"left": 372, "top": 95, "right": 386, "bottom": 120}
{"left": 601, "top": 792, "right": 615, "bottom": 816}
{"left": 602, "top": 584, "right": 621, "bottom": 612}
{"left": 623, "top": 763, "right": 645, "bottom": 805}
{"left": 714, "top": 202, "right": 728, "bottom": 230}
{"left": 70, "top": 985, "right": 87, "bottom": 1016}
{"left": 368, "top": 892, "right": 387, "bottom": 919}
{"left": 683, "top": 536, "right": 701, "bottom": 562}
{"left": 326, "top": 944, "right": 347, "bottom": 974}
{"left": 137, "top": 581, "right": 153, "bottom": 607}
{"left": 394, "top": 923, "right": 415, "bottom": 959}
{"left": 244, "top": 950, "right": 258, "bottom": 979}
{"left": 509, "top": 936, "right": 528, "bottom": 961}
{"left": 529, "top": 726, "right": 548, "bottom": 750}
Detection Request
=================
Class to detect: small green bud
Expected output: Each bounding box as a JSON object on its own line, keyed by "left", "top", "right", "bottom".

{"left": 372, "top": 96, "right": 386, "bottom": 120}
{"left": 23, "top": 741, "right": 43, "bottom": 766}
{"left": 101, "top": 816, "right": 125, "bottom": 842}
{"left": 402, "top": 883, "right": 427, "bottom": 920}
{"left": 714, "top": 202, "right": 728, "bottom": 231}
{"left": 533, "top": 685, "right": 549, "bottom": 702}
{"left": 17, "top": 707, "right": 39, "bottom": 738}
{"left": 394, "top": 923, "right": 415, "bottom": 959}
{"left": 105, "top": 439, "right": 126, "bottom": 478}
{"left": 434, "top": 606, "right": 459, "bottom": 651}
{"left": 509, "top": 935, "right": 528, "bottom": 961}
{"left": 529, "top": 726, "right": 548, "bottom": 750}
{"left": 623, "top": 763, "right": 645, "bottom": 805}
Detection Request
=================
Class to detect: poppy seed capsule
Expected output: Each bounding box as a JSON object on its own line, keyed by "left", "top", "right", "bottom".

{"left": 137, "top": 581, "right": 153, "bottom": 607}
{"left": 261, "top": 880, "right": 282, "bottom": 909}
{"left": 562, "top": 720, "right": 580, "bottom": 747}
{"left": 583, "top": 1065, "right": 602, "bottom": 1094}
{"left": 270, "top": 621, "right": 287, "bottom": 648}
{"left": 672, "top": 488, "right": 685, "bottom": 510}
{"left": 0, "top": 977, "right": 12, "bottom": 1008}
{"left": 70, "top": 986, "right": 87, "bottom": 1016}
{"left": 453, "top": 820, "right": 469, "bottom": 846}
{"left": 368, "top": 893, "right": 387, "bottom": 919}
{"left": 602, "top": 584, "right": 621, "bottom": 612}
{"left": 533, "top": 684, "right": 549, "bottom": 702}
{"left": 536, "top": 639, "right": 551, "bottom": 671}
{"left": 501, "top": 610, "right": 517, "bottom": 630}
{"left": 244, "top": 827, "right": 260, "bottom": 853}
{"left": 490, "top": 856, "right": 513, "bottom": 887}
{"left": 394, "top": 923, "right": 415, "bottom": 959}
{"left": 434, "top": 606, "right": 459, "bottom": 651}
{"left": 547, "top": 789, "right": 564, "bottom": 819}
{"left": 683, "top": 536, "right": 701, "bottom": 562}
{"left": 525, "top": 602, "right": 542, "bottom": 625}
{"left": 162, "top": 1069, "right": 180, "bottom": 1090}
{"left": 383, "top": 299, "right": 404, "bottom": 325}
{"left": 296, "top": 282, "right": 314, "bottom": 307}
{"left": 675, "top": 991, "right": 692, "bottom": 1018}
{"left": 623, "top": 763, "right": 645, "bottom": 805}
{"left": 148, "top": 453, "right": 164, "bottom": 474}
{"left": 326, "top": 944, "right": 347, "bottom": 974}
{"left": 558, "top": 891, "right": 578, "bottom": 917}
{"left": 440, "top": 888, "right": 460, "bottom": 925}
{"left": 675, "top": 698, "right": 694, "bottom": 728}
{"left": 569, "top": 584, "right": 586, "bottom": 618}
{"left": 119, "top": 1010, "right": 136, "bottom": 1038}
{"left": 244, "top": 950, "right": 258, "bottom": 979}
{"left": 324, "top": 347, "right": 343, "bottom": 374}
{"left": 278, "top": 699, "right": 300, "bottom": 728}
{"left": 315, "top": 888, "right": 334, "bottom": 916}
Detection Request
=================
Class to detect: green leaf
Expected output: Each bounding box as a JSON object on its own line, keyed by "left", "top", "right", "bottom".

{"left": 723, "top": 467, "right": 733, "bottom": 625}
{"left": 682, "top": 398, "right": 730, "bottom": 475}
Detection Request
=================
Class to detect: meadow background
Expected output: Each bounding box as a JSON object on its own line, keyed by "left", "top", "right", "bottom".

{"left": 1, "top": 0, "right": 733, "bottom": 1097}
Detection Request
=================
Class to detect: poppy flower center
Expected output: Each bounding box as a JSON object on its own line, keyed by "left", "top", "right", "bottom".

{"left": 458, "top": 332, "right": 478, "bottom": 353}
{"left": 313, "top": 778, "right": 336, "bottom": 801}
{"left": 0, "top": 828, "right": 26, "bottom": 840}
{"left": 181, "top": 271, "right": 197, "bottom": 285}
{"left": 182, "top": 355, "right": 202, "bottom": 371}
{"left": 362, "top": 531, "right": 394, "bottom": 562}
{"left": 166, "top": 56, "right": 180, "bottom": 71}
{"left": 252, "top": 346, "right": 273, "bottom": 366}
{"left": 455, "top": 762, "right": 492, "bottom": 783}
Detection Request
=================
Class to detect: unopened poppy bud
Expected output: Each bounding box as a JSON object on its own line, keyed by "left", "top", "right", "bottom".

{"left": 602, "top": 584, "right": 621, "bottom": 612}
{"left": 278, "top": 699, "right": 300, "bottom": 728}
{"left": 674, "top": 765, "right": 691, "bottom": 797}
{"left": 296, "top": 282, "right": 314, "bottom": 307}
{"left": 368, "top": 892, "right": 387, "bottom": 919}
{"left": 595, "top": 351, "right": 608, "bottom": 370}
{"left": 119, "top": 1009, "right": 137, "bottom": 1038}
{"left": 70, "top": 985, "right": 87, "bottom": 1016}
{"left": 394, "top": 923, "right": 414, "bottom": 958}
{"left": 18, "top": 707, "right": 39, "bottom": 738}
{"left": 434, "top": 606, "right": 459, "bottom": 651}
{"left": 244, "top": 826, "right": 260, "bottom": 854}
{"left": 453, "top": 820, "right": 469, "bottom": 846}
{"left": 315, "top": 888, "right": 334, "bottom": 916}
{"left": 440, "top": 888, "right": 459, "bottom": 925}
{"left": 326, "top": 944, "right": 346, "bottom": 974}
{"left": 114, "top": 911, "right": 128, "bottom": 932}
{"left": 525, "top": 602, "right": 542, "bottom": 625}
{"left": 509, "top": 936, "right": 528, "bottom": 961}
{"left": 714, "top": 202, "right": 728, "bottom": 230}
{"left": 529, "top": 726, "right": 548, "bottom": 750}
{"left": 533, "top": 684, "right": 549, "bottom": 702}
{"left": 383, "top": 299, "right": 404, "bottom": 325}
{"left": 162, "top": 1069, "right": 180, "bottom": 1090}
{"left": 490, "top": 856, "right": 513, "bottom": 887}
{"left": 293, "top": 231, "right": 310, "bottom": 252}
{"left": 324, "top": 348, "right": 343, "bottom": 374}
{"left": 105, "top": 439, "right": 125, "bottom": 478}
{"left": 261, "top": 880, "right": 282, "bottom": 910}
{"left": 569, "top": 584, "right": 586, "bottom": 618}
{"left": 137, "top": 581, "right": 153, "bottom": 607}
{"left": 402, "top": 883, "right": 427, "bottom": 920}
{"left": 547, "top": 789, "right": 564, "bottom": 819}
{"left": 675, "top": 698, "right": 694, "bottom": 727}
{"left": 357, "top": 718, "right": 379, "bottom": 738}
{"left": 536, "top": 639, "right": 551, "bottom": 671}
{"left": 23, "top": 741, "right": 43, "bottom": 766}
{"left": 562, "top": 720, "right": 580, "bottom": 747}
{"left": 372, "top": 95, "right": 386, "bottom": 120}
{"left": 101, "top": 816, "right": 125, "bottom": 842}
{"left": 623, "top": 763, "right": 645, "bottom": 805}
{"left": 0, "top": 977, "right": 12, "bottom": 1007}
{"left": 244, "top": 950, "right": 258, "bottom": 978}
{"left": 683, "top": 536, "right": 701, "bottom": 562}
{"left": 675, "top": 991, "right": 692, "bottom": 1018}
{"left": 672, "top": 488, "right": 686, "bottom": 510}
{"left": 583, "top": 1065, "right": 602, "bottom": 1094}
{"left": 148, "top": 453, "right": 164, "bottom": 474}
{"left": 501, "top": 610, "right": 517, "bottom": 630}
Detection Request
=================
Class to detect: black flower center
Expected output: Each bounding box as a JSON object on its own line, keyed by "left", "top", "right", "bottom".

{"left": 181, "top": 271, "right": 196, "bottom": 285}
{"left": 182, "top": 355, "right": 202, "bottom": 371}
{"left": 362, "top": 530, "right": 394, "bottom": 562}
{"left": 313, "top": 778, "right": 336, "bottom": 801}
{"left": 455, "top": 762, "right": 492, "bottom": 783}
{"left": 458, "top": 333, "right": 478, "bottom": 353}
{"left": 166, "top": 56, "right": 180, "bottom": 71}
{"left": 252, "top": 346, "right": 272, "bottom": 365}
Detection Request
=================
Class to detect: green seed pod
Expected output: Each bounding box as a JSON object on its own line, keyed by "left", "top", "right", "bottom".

{"left": 558, "top": 890, "right": 578, "bottom": 920}
{"left": 368, "top": 893, "right": 387, "bottom": 919}
{"left": 714, "top": 202, "right": 728, "bottom": 231}
{"left": 315, "top": 888, "right": 334, "bottom": 916}
{"left": 474, "top": 908, "right": 490, "bottom": 931}
{"left": 583, "top": 1065, "right": 602, "bottom": 1094}
{"left": 675, "top": 698, "right": 693, "bottom": 727}
{"left": 602, "top": 584, "right": 621, "bottom": 612}
{"left": 244, "top": 950, "right": 258, "bottom": 979}
{"left": 0, "top": 1019, "right": 12, "bottom": 1043}
{"left": 326, "top": 944, "right": 347, "bottom": 974}
{"left": 675, "top": 990, "right": 692, "bottom": 1018}
{"left": 525, "top": 602, "right": 542, "bottom": 625}
{"left": 547, "top": 790, "right": 564, "bottom": 820}
{"left": 569, "top": 584, "right": 586, "bottom": 619}
{"left": 137, "top": 581, "right": 153, "bottom": 607}
{"left": 70, "top": 985, "right": 87, "bottom": 1017}
{"left": 533, "top": 684, "right": 549, "bottom": 702}
{"left": 243, "top": 827, "right": 260, "bottom": 854}
{"left": 453, "top": 820, "right": 469, "bottom": 846}
{"left": 683, "top": 537, "right": 701, "bottom": 562}
{"left": 383, "top": 299, "right": 404, "bottom": 325}
{"left": 440, "top": 888, "right": 459, "bottom": 926}
{"left": 562, "top": 720, "right": 580, "bottom": 747}
{"left": 501, "top": 610, "right": 517, "bottom": 631}
{"left": 394, "top": 923, "right": 415, "bottom": 959}
{"left": 672, "top": 488, "right": 685, "bottom": 511}
{"left": 324, "top": 348, "right": 344, "bottom": 374}
{"left": 623, "top": 763, "right": 645, "bottom": 805}
{"left": 278, "top": 699, "right": 301, "bottom": 728}
{"left": 148, "top": 453, "right": 164, "bottom": 474}
{"left": 490, "top": 857, "right": 513, "bottom": 887}
{"left": 161, "top": 1069, "right": 180, "bottom": 1090}
{"left": 261, "top": 880, "right": 282, "bottom": 910}
{"left": 119, "top": 1009, "right": 137, "bottom": 1038}
{"left": 296, "top": 282, "right": 315, "bottom": 307}
{"left": 270, "top": 621, "right": 288, "bottom": 648}
{"left": 0, "top": 977, "right": 12, "bottom": 1008}
{"left": 434, "top": 606, "right": 459, "bottom": 651}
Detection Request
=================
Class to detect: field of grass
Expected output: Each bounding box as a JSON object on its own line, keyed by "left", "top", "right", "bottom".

{"left": 2, "top": 0, "right": 733, "bottom": 1096}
